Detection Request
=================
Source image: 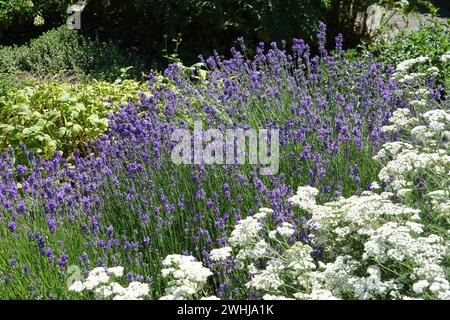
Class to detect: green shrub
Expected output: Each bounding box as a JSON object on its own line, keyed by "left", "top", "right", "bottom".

{"left": 0, "top": 26, "right": 140, "bottom": 84}
{"left": 0, "top": 1, "right": 394, "bottom": 65}
{"left": 1, "top": 1, "right": 439, "bottom": 67}
{"left": 78, "top": 0, "right": 334, "bottom": 63}
{"left": 0, "top": 0, "right": 71, "bottom": 31}
{"left": 359, "top": 19, "right": 450, "bottom": 90}
{"left": 363, "top": 20, "right": 449, "bottom": 67}
{"left": 381, "top": 0, "right": 439, "bottom": 14}
{"left": 0, "top": 78, "right": 147, "bottom": 160}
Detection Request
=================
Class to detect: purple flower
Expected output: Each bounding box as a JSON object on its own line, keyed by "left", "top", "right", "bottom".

{"left": 143, "top": 237, "right": 152, "bottom": 248}
{"left": 7, "top": 221, "right": 16, "bottom": 233}
{"left": 57, "top": 252, "right": 68, "bottom": 269}
{"left": 335, "top": 33, "right": 344, "bottom": 51}
{"left": 44, "top": 247, "right": 55, "bottom": 263}
{"left": 8, "top": 258, "right": 17, "bottom": 268}
{"left": 47, "top": 217, "right": 56, "bottom": 235}
{"left": 16, "top": 164, "right": 27, "bottom": 177}
{"left": 107, "top": 225, "right": 114, "bottom": 238}
{"left": 0, "top": 23, "right": 411, "bottom": 299}
{"left": 17, "top": 201, "right": 26, "bottom": 214}
{"left": 22, "top": 264, "right": 30, "bottom": 274}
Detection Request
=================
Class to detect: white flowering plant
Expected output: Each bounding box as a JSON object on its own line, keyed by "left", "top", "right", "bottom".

{"left": 160, "top": 254, "right": 214, "bottom": 300}
{"left": 201, "top": 59, "right": 450, "bottom": 299}
{"left": 203, "top": 187, "right": 449, "bottom": 300}
{"left": 376, "top": 54, "right": 449, "bottom": 224}
{"left": 63, "top": 51, "right": 449, "bottom": 302}
{"left": 68, "top": 266, "right": 151, "bottom": 300}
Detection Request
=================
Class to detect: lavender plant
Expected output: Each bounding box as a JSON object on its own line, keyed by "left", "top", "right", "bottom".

{"left": 200, "top": 55, "right": 449, "bottom": 300}
{"left": 0, "top": 24, "right": 422, "bottom": 299}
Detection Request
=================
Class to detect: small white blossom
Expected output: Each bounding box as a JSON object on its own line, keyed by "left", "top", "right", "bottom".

{"left": 229, "top": 217, "right": 262, "bottom": 247}
{"left": 254, "top": 207, "right": 273, "bottom": 221}
{"left": 276, "top": 222, "right": 295, "bottom": 237}
{"left": 210, "top": 246, "right": 232, "bottom": 262}
{"left": 68, "top": 281, "right": 85, "bottom": 293}
{"left": 68, "top": 266, "right": 149, "bottom": 300}
{"left": 413, "top": 280, "right": 429, "bottom": 294}
{"left": 108, "top": 266, "right": 124, "bottom": 277}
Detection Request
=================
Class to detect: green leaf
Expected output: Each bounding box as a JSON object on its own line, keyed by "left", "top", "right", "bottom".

{"left": 71, "top": 124, "right": 83, "bottom": 136}
{"left": 57, "top": 127, "right": 69, "bottom": 138}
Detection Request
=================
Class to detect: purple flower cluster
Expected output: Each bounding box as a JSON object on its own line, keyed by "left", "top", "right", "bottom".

{"left": 0, "top": 25, "right": 408, "bottom": 298}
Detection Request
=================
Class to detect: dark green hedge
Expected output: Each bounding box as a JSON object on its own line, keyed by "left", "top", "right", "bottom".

{"left": 0, "top": 1, "right": 372, "bottom": 61}
{"left": 1, "top": 1, "right": 439, "bottom": 66}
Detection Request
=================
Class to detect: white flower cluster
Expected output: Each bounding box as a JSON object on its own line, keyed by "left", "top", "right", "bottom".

{"left": 262, "top": 294, "right": 295, "bottom": 300}
{"left": 160, "top": 254, "right": 213, "bottom": 300}
{"left": 392, "top": 56, "right": 434, "bottom": 84}
{"left": 68, "top": 266, "right": 150, "bottom": 300}
{"left": 377, "top": 85, "right": 449, "bottom": 222}
{"left": 423, "top": 109, "right": 450, "bottom": 136}
{"left": 301, "top": 190, "right": 421, "bottom": 244}
{"left": 373, "top": 141, "right": 414, "bottom": 161}
{"left": 253, "top": 207, "right": 274, "bottom": 221}
{"left": 210, "top": 246, "right": 232, "bottom": 262}
{"left": 378, "top": 149, "right": 448, "bottom": 196}
{"left": 409, "top": 98, "right": 428, "bottom": 110}
{"left": 275, "top": 222, "right": 296, "bottom": 237}
{"left": 228, "top": 215, "right": 263, "bottom": 247}
{"left": 427, "top": 190, "right": 450, "bottom": 218}
{"left": 395, "top": 56, "right": 429, "bottom": 73}
{"left": 223, "top": 208, "right": 281, "bottom": 269}
{"left": 222, "top": 186, "right": 448, "bottom": 300}
{"left": 380, "top": 108, "right": 419, "bottom": 134}
{"left": 440, "top": 51, "right": 450, "bottom": 64}
{"left": 207, "top": 89, "right": 449, "bottom": 298}
{"left": 288, "top": 186, "right": 320, "bottom": 211}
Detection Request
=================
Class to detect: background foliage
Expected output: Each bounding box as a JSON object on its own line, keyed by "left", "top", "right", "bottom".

{"left": 0, "top": 26, "right": 142, "bottom": 87}
{"left": 360, "top": 19, "right": 450, "bottom": 90}
{"left": 0, "top": 78, "right": 146, "bottom": 160}
{"left": 1, "top": 0, "right": 438, "bottom": 66}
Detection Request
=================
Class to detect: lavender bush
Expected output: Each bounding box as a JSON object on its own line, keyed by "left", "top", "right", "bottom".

{"left": 1, "top": 24, "right": 442, "bottom": 299}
